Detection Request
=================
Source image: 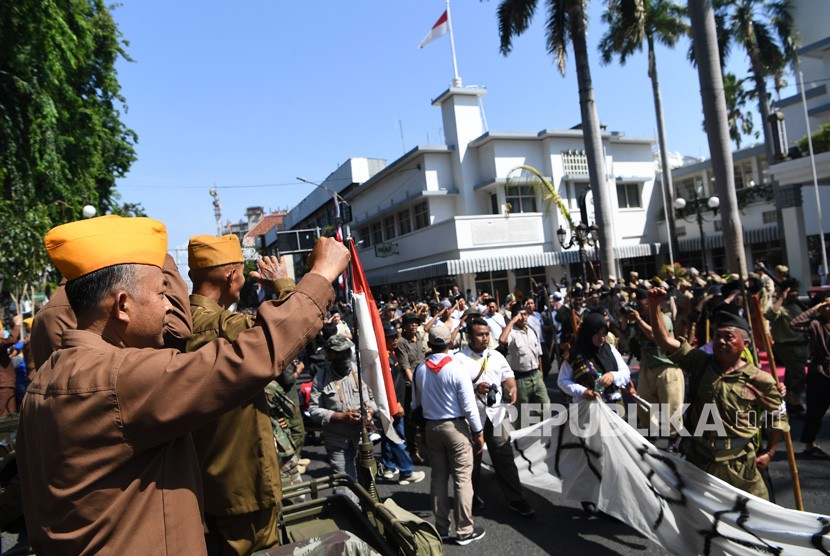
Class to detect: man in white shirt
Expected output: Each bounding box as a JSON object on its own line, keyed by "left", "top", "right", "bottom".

{"left": 483, "top": 298, "right": 506, "bottom": 345}
{"left": 412, "top": 326, "right": 485, "bottom": 546}
{"left": 454, "top": 318, "right": 534, "bottom": 517}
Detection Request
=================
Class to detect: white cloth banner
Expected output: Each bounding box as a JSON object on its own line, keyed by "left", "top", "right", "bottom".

{"left": 494, "top": 400, "right": 830, "bottom": 555}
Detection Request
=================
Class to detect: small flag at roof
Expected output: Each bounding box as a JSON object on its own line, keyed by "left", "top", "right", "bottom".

{"left": 418, "top": 10, "right": 448, "bottom": 48}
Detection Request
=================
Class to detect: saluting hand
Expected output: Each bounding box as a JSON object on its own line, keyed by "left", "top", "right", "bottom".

{"left": 249, "top": 255, "right": 288, "bottom": 284}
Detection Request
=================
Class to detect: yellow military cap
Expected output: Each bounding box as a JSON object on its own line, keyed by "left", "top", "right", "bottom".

{"left": 45, "top": 215, "right": 167, "bottom": 281}
{"left": 188, "top": 234, "right": 243, "bottom": 270}
{"left": 23, "top": 317, "right": 33, "bottom": 329}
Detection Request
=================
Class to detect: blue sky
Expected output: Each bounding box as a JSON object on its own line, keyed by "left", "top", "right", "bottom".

{"left": 112, "top": 1, "right": 777, "bottom": 251}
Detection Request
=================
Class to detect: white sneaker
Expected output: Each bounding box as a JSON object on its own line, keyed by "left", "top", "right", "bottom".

{"left": 382, "top": 469, "right": 399, "bottom": 480}
{"left": 398, "top": 470, "right": 426, "bottom": 485}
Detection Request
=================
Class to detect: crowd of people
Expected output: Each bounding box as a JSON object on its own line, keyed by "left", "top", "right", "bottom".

{"left": 1, "top": 214, "right": 828, "bottom": 553}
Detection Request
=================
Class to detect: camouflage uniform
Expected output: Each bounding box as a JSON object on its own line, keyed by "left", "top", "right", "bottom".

{"left": 669, "top": 341, "right": 789, "bottom": 500}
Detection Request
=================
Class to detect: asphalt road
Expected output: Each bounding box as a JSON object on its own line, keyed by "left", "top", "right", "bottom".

{"left": 296, "top": 366, "right": 830, "bottom": 555}
{"left": 3, "top": 367, "right": 828, "bottom": 555}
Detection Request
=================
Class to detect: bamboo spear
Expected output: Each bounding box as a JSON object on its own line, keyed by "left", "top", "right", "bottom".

{"left": 751, "top": 294, "right": 803, "bottom": 511}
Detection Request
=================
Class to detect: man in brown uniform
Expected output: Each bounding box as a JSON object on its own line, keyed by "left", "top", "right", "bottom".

{"left": 648, "top": 287, "right": 788, "bottom": 500}
{"left": 16, "top": 215, "right": 348, "bottom": 554}
{"left": 186, "top": 234, "right": 295, "bottom": 555}
{"left": 29, "top": 252, "right": 194, "bottom": 368}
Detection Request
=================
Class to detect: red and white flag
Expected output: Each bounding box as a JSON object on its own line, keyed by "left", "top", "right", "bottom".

{"left": 348, "top": 239, "right": 403, "bottom": 443}
{"left": 418, "top": 10, "right": 448, "bottom": 48}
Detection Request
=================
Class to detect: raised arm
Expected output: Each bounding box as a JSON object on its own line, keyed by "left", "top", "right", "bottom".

{"left": 648, "top": 288, "right": 681, "bottom": 353}
{"left": 499, "top": 313, "right": 518, "bottom": 345}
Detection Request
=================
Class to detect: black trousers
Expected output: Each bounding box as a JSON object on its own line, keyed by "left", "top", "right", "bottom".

{"left": 472, "top": 417, "right": 525, "bottom": 503}
{"left": 802, "top": 371, "right": 830, "bottom": 445}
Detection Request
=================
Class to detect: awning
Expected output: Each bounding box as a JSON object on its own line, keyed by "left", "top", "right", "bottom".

{"left": 677, "top": 226, "right": 779, "bottom": 252}
{"left": 365, "top": 243, "right": 662, "bottom": 284}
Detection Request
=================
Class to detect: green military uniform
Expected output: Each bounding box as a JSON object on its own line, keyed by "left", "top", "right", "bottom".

{"left": 668, "top": 341, "right": 789, "bottom": 500}
{"left": 635, "top": 313, "right": 685, "bottom": 438}
{"left": 764, "top": 301, "right": 808, "bottom": 413}
{"left": 188, "top": 294, "right": 283, "bottom": 555}
{"left": 264, "top": 379, "right": 303, "bottom": 491}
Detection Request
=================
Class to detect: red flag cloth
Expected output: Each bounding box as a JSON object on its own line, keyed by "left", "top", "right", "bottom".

{"left": 418, "top": 10, "right": 449, "bottom": 48}
{"left": 348, "top": 239, "right": 402, "bottom": 443}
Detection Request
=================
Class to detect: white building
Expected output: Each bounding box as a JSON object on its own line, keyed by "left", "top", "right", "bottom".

{"left": 661, "top": 0, "right": 830, "bottom": 286}
{"left": 280, "top": 86, "right": 661, "bottom": 300}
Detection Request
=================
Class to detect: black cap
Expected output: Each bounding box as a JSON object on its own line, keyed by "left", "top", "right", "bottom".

{"left": 713, "top": 307, "right": 750, "bottom": 333}
{"left": 383, "top": 323, "right": 399, "bottom": 338}
{"left": 401, "top": 313, "right": 420, "bottom": 325}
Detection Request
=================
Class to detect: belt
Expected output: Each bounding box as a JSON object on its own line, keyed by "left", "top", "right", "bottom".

{"left": 691, "top": 435, "right": 754, "bottom": 461}
{"left": 513, "top": 369, "right": 539, "bottom": 378}
{"left": 426, "top": 417, "right": 464, "bottom": 422}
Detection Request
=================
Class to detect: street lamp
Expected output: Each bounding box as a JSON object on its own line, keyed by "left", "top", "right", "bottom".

{"left": 557, "top": 221, "right": 599, "bottom": 286}
{"left": 674, "top": 188, "right": 719, "bottom": 274}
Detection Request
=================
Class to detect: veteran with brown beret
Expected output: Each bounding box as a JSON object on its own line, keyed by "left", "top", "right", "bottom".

{"left": 17, "top": 216, "right": 349, "bottom": 554}
{"left": 186, "top": 234, "right": 297, "bottom": 555}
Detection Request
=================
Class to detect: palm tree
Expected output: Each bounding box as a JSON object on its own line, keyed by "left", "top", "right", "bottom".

{"left": 722, "top": 72, "right": 757, "bottom": 147}
{"left": 598, "top": 0, "right": 688, "bottom": 265}
{"left": 716, "top": 0, "right": 795, "bottom": 162}
{"left": 497, "top": 0, "right": 616, "bottom": 282}
{"left": 688, "top": 0, "right": 745, "bottom": 276}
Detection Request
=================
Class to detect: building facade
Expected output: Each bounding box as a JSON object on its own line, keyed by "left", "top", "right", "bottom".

{"left": 280, "top": 86, "right": 661, "bottom": 301}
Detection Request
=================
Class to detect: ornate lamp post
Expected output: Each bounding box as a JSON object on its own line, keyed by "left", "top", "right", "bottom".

{"left": 674, "top": 187, "right": 719, "bottom": 274}
{"left": 557, "top": 221, "right": 599, "bottom": 286}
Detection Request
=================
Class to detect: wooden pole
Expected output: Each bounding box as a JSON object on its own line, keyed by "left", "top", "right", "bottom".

{"left": 751, "top": 294, "right": 803, "bottom": 511}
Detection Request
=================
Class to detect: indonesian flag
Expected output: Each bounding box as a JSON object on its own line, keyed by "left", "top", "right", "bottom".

{"left": 418, "top": 10, "right": 448, "bottom": 48}
{"left": 348, "top": 239, "right": 403, "bottom": 443}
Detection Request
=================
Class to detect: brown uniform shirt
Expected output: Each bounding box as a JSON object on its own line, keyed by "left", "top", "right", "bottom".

{"left": 187, "top": 294, "right": 281, "bottom": 517}
{"left": 17, "top": 274, "right": 333, "bottom": 555}
{"left": 29, "top": 254, "right": 194, "bottom": 369}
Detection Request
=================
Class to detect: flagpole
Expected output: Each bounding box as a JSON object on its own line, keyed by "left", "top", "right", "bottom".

{"left": 446, "top": 0, "right": 462, "bottom": 87}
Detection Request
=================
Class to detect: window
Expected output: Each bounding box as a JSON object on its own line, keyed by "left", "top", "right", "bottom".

{"left": 371, "top": 222, "right": 383, "bottom": 246}
{"left": 490, "top": 193, "right": 499, "bottom": 215}
{"left": 762, "top": 211, "right": 777, "bottom": 224}
{"left": 714, "top": 220, "right": 722, "bottom": 232}
{"left": 674, "top": 177, "right": 696, "bottom": 201}
{"left": 414, "top": 201, "right": 430, "bottom": 230}
{"left": 562, "top": 150, "right": 589, "bottom": 174}
{"left": 675, "top": 225, "right": 687, "bottom": 237}
{"left": 616, "top": 183, "right": 641, "bottom": 208}
{"left": 505, "top": 185, "right": 537, "bottom": 213}
{"left": 569, "top": 181, "right": 590, "bottom": 211}
{"left": 398, "top": 209, "right": 411, "bottom": 235}
{"left": 474, "top": 271, "right": 509, "bottom": 304}
{"left": 383, "top": 216, "right": 396, "bottom": 240}
{"left": 514, "top": 266, "right": 546, "bottom": 299}
{"left": 734, "top": 160, "right": 754, "bottom": 190}
{"left": 359, "top": 227, "right": 371, "bottom": 248}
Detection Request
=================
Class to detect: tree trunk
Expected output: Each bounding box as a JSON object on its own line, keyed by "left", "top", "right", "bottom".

{"left": 648, "top": 34, "right": 680, "bottom": 266}
{"left": 569, "top": 4, "right": 616, "bottom": 282}
{"left": 746, "top": 28, "right": 776, "bottom": 163}
{"left": 688, "top": 0, "right": 746, "bottom": 276}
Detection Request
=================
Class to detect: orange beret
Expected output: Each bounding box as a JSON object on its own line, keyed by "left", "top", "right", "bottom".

{"left": 45, "top": 215, "right": 167, "bottom": 281}
{"left": 23, "top": 317, "right": 33, "bottom": 329}
{"left": 188, "top": 234, "right": 243, "bottom": 270}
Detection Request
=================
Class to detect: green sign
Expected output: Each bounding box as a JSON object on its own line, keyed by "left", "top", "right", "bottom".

{"left": 375, "top": 243, "right": 395, "bottom": 258}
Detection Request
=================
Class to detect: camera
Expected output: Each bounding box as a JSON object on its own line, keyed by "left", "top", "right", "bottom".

{"left": 620, "top": 303, "right": 637, "bottom": 315}
{"left": 486, "top": 384, "right": 499, "bottom": 407}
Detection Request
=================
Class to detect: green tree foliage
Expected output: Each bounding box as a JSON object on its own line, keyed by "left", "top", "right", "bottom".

{"left": 722, "top": 72, "right": 758, "bottom": 147}
{"left": 0, "top": 0, "right": 137, "bottom": 303}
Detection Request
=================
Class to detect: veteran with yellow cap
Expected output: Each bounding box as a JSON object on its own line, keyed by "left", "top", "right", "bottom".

{"left": 17, "top": 216, "right": 350, "bottom": 555}
{"left": 186, "top": 233, "right": 298, "bottom": 555}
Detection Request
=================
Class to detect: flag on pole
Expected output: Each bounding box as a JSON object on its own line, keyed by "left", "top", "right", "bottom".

{"left": 348, "top": 239, "right": 403, "bottom": 443}
{"left": 418, "top": 10, "right": 448, "bottom": 48}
